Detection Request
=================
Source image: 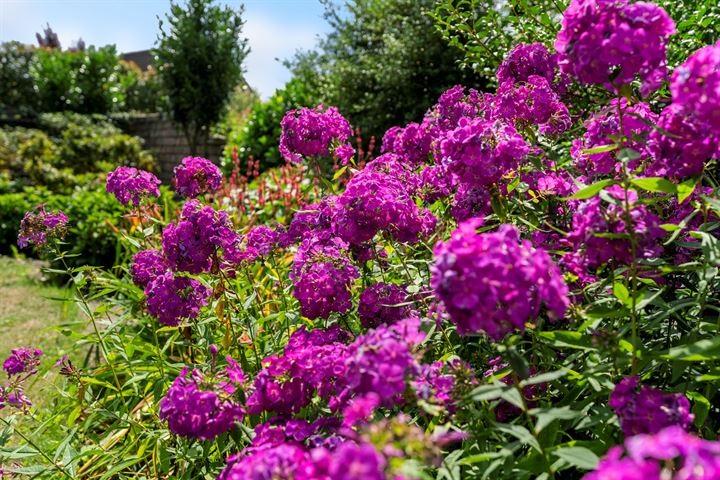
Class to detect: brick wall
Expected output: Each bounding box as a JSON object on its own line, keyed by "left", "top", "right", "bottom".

{"left": 121, "top": 114, "right": 225, "bottom": 182}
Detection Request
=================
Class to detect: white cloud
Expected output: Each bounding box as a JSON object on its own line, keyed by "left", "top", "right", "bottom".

{"left": 243, "top": 12, "right": 320, "bottom": 99}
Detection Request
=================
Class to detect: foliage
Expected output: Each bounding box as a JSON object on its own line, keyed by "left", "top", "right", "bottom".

{"left": 0, "top": 42, "right": 39, "bottom": 117}
{"left": 31, "top": 45, "right": 127, "bottom": 114}
{"left": 155, "top": 0, "right": 249, "bottom": 155}
{"left": 0, "top": 186, "right": 124, "bottom": 268}
{"left": 0, "top": 113, "right": 155, "bottom": 194}
{"left": 119, "top": 62, "right": 165, "bottom": 113}
{"left": 3, "top": 2, "right": 720, "bottom": 479}
{"left": 287, "top": 0, "right": 478, "bottom": 141}
{"left": 431, "top": 0, "right": 720, "bottom": 82}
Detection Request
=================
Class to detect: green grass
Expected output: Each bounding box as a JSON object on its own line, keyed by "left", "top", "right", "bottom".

{"left": 0, "top": 256, "right": 80, "bottom": 405}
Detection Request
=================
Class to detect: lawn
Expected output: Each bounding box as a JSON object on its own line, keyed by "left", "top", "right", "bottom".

{"left": 0, "top": 256, "right": 79, "bottom": 403}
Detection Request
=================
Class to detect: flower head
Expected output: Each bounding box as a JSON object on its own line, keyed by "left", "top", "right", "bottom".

{"left": 555, "top": 0, "right": 676, "bottom": 95}
{"left": 280, "top": 105, "right": 354, "bottom": 164}
{"left": 174, "top": 156, "right": 222, "bottom": 198}
{"left": 106, "top": 166, "right": 161, "bottom": 206}
{"left": 17, "top": 206, "right": 68, "bottom": 249}
{"left": 431, "top": 221, "right": 569, "bottom": 339}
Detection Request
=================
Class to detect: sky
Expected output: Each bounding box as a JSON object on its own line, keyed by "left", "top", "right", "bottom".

{"left": 0, "top": 0, "right": 331, "bottom": 99}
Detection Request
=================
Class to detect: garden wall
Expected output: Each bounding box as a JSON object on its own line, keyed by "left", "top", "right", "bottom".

{"left": 122, "top": 114, "right": 225, "bottom": 181}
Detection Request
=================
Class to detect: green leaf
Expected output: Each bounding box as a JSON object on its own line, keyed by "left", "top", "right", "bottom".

{"left": 538, "top": 331, "right": 595, "bottom": 350}
{"left": 581, "top": 144, "right": 617, "bottom": 155}
{"left": 631, "top": 177, "right": 677, "bottom": 194}
{"left": 530, "top": 406, "right": 582, "bottom": 433}
{"left": 552, "top": 447, "right": 599, "bottom": 470}
{"left": 495, "top": 424, "right": 542, "bottom": 453}
{"left": 677, "top": 177, "right": 699, "bottom": 204}
{"left": 520, "top": 369, "right": 568, "bottom": 387}
{"left": 663, "top": 337, "right": 720, "bottom": 361}
{"left": 567, "top": 179, "right": 616, "bottom": 200}
{"left": 613, "top": 282, "right": 630, "bottom": 306}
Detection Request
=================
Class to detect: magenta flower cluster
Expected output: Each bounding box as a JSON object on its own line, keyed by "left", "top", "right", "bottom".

{"left": 279, "top": 105, "right": 355, "bottom": 164}
{"left": 555, "top": 0, "right": 676, "bottom": 95}
{"left": 160, "top": 358, "right": 246, "bottom": 440}
{"left": 609, "top": 376, "right": 693, "bottom": 436}
{"left": 17, "top": 206, "right": 68, "bottom": 249}
{"left": 3, "top": 348, "right": 42, "bottom": 377}
{"left": 290, "top": 232, "right": 359, "bottom": 319}
{"left": 106, "top": 166, "right": 161, "bottom": 206}
{"left": 670, "top": 41, "right": 720, "bottom": 134}
{"left": 439, "top": 118, "right": 530, "bottom": 188}
{"left": 333, "top": 154, "right": 435, "bottom": 245}
{"left": 431, "top": 220, "right": 569, "bottom": 339}
{"left": 490, "top": 75, "right": 570, "bottom": 135}
{"left": 130, "top": 249, "right": 167, "bottom": 288}
{"left": 174, "top": 156, "right": 222, "bottom": 198}
{"left": 1, "top": 348, "right": 43, "bottom": 412}
{"left": 144, "top": 272, "right": 210, "bottom": 326}
{"left": 571, "top": 99, "right": 657, "bottom": 179}
{"left": 584, "top": 426, "right": 720, "bottom": 480}
{"left": 357, "top": 282, "right": 413, "bottom": 329}
{"left": 564, "top": 186, "right": 665, "bottom": 277}
{"left": 496, "top": 43, "right": 561, "bottom": 90}
{"left": 162, "top": 200, "right": 237, "bottom": 274}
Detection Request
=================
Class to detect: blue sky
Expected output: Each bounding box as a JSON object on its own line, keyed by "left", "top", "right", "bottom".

{"left": 0, "top": 0, "right": 330, "bottom": 98}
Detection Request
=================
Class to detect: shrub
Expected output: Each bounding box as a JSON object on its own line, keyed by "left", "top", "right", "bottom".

{"left": 0, "top": 113, "right": 154, "bottom": 194}
{"left": 0, "top": 42, "right": 39, "bottom": 117}
{"left": 31, "top": 45, "right": 127, "bottom": 114}
{"left": 5, "top": 2, "right": 720, "bottom": 479}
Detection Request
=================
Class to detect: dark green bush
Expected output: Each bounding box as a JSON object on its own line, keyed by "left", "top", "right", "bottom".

{"left": 31, "top": 45, "right": 127, "bottom": 114}
{"left": 0, "top": 42, "right": 39, "bottom": 117}
{"left": 0, "top": 185, "right": 175, "bottom": 268}
{"left": 0, "top": 113, "right": 154, "bottom": 194}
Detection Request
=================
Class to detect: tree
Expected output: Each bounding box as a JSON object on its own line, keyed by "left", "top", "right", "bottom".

{"left": 287, "top": 0, "right": 478, "bottom": 142}
{"left": 155, "top": 0, "right": 249, "bottom": 155}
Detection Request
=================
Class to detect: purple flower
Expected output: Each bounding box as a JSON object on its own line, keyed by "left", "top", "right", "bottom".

{"left": 423, "top": 85, "right": 486, "bottom": 137}
{"left": 496, "top": 43, "right": 561, "bottom": 90}
{"left": 555, "top": 0, "right": 676, "bottom": 95}
{"left": 383, "top": 122, "right": 433, "bottom": 166}
{"left": 225, "top": 225, "right": 283, "bottom": 264}
{"left": 490, "top": 75, "right": 570, "bottom": 135}
{"left": 173, "top": 156, "right": 222, "bottom": 198}
{"left": 279, "top": 105, "right": 354, "bottom": 164}
{"left": 609, "top": 377, "right": 694, "bottom": 436}
{"left": 290, "top": 232, "right": 359, "bottom": 320}
{"left": 218, "top": 444, "right": 309, "bottom": 480}
{"left": 130, "top": 249, "right": 167, "bottom": 288}
{"left": 564, "top": 185, "right": 665, "bottom": 273}
{"left": 571, "top": 99, "right": 657, "bottom": 179}
{"left": 160, "top": 362, "right": 245, "bottom": 441}
{"left": 336, "top": 318, "right": 426, "bottom": 409}
{"left": 328, "top": 442, "right": 387, "bottom": 480}
{"left": 439, "top": 118, "right": 530, "bottom": 188}
{"left": 106, "top": 166, "right": 161, "bottom": 206}
{"left": 647, "top": 104, "right": 720, "bottom": 179}
{"left": 583, "top": 426, "right": 720, "bottom": 480}
{"left": 162, "top": 200, "right": 239, "bottom": 274}
{"left": 17, "top": 207, "right": 68, "bottom": 249}
{"left": 332, "top": 154, "right": 436, "bottom": 245}
{"left": 358, "top": 283, "right": 413, "bottom": 329}
{"left": 670, "top": 41, "right": 720, "bottom": 134}
{"left": 3, "top": 348, "right": 43, "bottom": 377}
{"left": 431, "top": 221, "right": 569, "bottom": 339}
{"left": 145, "top": 272, "right": 210, "bottom": 326}
{"left": 450, "top": 183, "right": 494, "bottom": 223}
{"left": 246, "top": 326, "right": 350, "bottom": 415}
